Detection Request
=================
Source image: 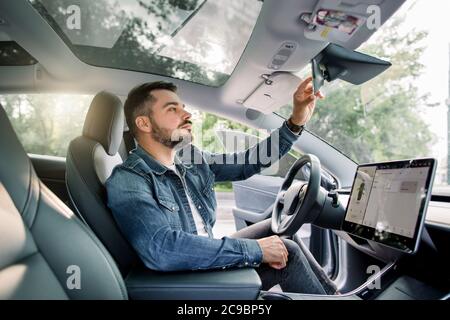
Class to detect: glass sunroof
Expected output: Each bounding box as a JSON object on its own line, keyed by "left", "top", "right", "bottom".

{"left": 29, "top": 0, "right": 263, "bottom": 86}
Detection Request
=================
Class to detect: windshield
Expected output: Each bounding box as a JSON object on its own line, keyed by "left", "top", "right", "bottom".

{"left": 30, "top": 0, "right": 262, "bottom": 86}
{"left": 278, "top": 0, "right": 450, "bottom": 194}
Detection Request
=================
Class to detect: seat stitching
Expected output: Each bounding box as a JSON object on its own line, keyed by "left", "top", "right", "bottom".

{"left": 28, "top": 170, "right": 41, "bottom": 229}
{"left": 19, "top": 159, "right": 34, "bottom": 222}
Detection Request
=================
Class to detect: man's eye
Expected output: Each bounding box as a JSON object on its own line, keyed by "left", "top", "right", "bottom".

{"left": 169, "top": 107, "right": 177, "bottom": 112}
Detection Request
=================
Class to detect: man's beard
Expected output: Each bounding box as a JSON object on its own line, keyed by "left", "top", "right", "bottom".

{"left": 149, "top": 117, "right": 193, "bottom": 149}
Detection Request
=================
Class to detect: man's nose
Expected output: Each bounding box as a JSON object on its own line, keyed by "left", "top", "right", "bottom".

{"left": 183, "top": 110, "right": 192, "bottom": 120}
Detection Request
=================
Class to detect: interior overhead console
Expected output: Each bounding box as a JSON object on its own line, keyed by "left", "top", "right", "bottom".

{"left": 300, "top": 0, "right": 384, "bottom": 44}
{"left": 268, "top": 42, "right": 297, "bottom": 71}
{"left": 241, "top": 72, "right": 301, "bottom": 114}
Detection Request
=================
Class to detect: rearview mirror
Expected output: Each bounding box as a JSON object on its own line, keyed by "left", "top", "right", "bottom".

{"left": 312, "top": 43, "right": 391, "bottom": 93}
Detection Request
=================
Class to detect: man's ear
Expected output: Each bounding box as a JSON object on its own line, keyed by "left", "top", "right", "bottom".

{"left": 135, "top": 116, "right": 151, "bottom": 134}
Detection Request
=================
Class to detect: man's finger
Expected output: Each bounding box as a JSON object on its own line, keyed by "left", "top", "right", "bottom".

{"left": 304, "top": 85, "right": 313, "bottom": 94}
{"left": 304, "top": 95, "right": 315, "bottom": 105}
{"left": 281, "top": 250, "right": 287, "bottom": 262}
{"left": 281, "top": 243, "right": 288, "bottom": 258}
{"left": 296, "top": 76, "right": 313, "bottom": 93}
{"left": 315, "top": 90, "right": 325, "bottom": 99}
{"left": 279, "top": 245, "right": 288, "bottom": 259}
{"left": 270, "top": 263, "right": 284, "bottom": 270}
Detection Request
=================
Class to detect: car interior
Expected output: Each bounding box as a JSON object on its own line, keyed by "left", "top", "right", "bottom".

{"left": 1, "top": 0, "right": 449, "bottom": 300}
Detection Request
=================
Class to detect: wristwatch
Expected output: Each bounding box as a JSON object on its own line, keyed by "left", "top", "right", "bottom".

{"left": 286, "top": 117, "right": 305, "bottom": 135}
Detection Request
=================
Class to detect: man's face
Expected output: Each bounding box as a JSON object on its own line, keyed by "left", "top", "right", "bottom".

{"left": 138, "top": 89, "right": 193, "bottom": 148}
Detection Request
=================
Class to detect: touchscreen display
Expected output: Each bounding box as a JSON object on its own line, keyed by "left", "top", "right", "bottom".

{"left": 342, "top": 159, "right": 436, "bottom": 253}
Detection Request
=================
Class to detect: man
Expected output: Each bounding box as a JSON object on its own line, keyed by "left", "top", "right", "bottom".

{"left": 106, "top": 77, "right": 337, "bottom": 294}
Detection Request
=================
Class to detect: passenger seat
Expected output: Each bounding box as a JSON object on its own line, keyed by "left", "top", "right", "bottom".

{"left": 0, "top": 104, "right": 127, "bottom": 299}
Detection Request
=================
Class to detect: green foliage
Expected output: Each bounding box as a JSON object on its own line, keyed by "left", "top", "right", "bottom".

{"left": 0, "top": 92, "right": 260, "bottom": 159}
{"left": 0, "top": 94, "right": 91, "bottom": 157}
{"left": 279, "top": 10, "right": 435, "bottom": 163}
{"left": 214, "top": 181, "right": 233, "bottom": 192}
{"left": 33, "top": 0, "right": 232, "bottom": 86}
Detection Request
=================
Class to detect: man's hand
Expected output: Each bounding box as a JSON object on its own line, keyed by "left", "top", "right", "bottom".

{"left": 290, "top": 76, "right": 324, "bottom": 126}
{"left": 256, "top": 235, "right": 289, "bottom": 270}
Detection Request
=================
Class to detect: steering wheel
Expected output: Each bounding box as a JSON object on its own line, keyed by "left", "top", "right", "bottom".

{"left": 271, "top": 154, "right": 324, "bottom": 236}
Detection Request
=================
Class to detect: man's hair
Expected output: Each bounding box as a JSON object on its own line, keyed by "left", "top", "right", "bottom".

{"left": 124, "top": 81, "right": 177, "bottom": 137}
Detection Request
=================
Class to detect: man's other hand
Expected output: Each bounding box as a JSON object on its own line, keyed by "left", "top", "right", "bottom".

{"left": 256, "top": 235, "right": 289, "bottom": 270}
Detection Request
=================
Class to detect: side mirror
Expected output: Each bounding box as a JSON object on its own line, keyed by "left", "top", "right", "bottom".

{"left": 312, "top": 43, "right": 391, "bottom": 93}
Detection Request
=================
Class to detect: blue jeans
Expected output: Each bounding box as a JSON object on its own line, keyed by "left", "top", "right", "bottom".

{"left": 231, "top": 219, "right": 337, "bottom": 295}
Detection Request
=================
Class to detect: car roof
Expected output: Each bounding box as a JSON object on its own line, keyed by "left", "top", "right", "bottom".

{"left": 0, "top": 0, "right": 405, "bottom": 114}
{"left": 0, "top": 0, "right": 406, "bottom": 188}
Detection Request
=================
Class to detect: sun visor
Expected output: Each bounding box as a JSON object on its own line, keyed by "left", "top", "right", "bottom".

{"left": 242, "top": 72, "right": 301, "bottom": 114}
{"left": 301, "top": 0, "right": 384, "bottom": 44}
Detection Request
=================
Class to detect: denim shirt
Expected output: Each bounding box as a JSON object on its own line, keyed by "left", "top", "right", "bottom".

{"left": 106, "top": 121, "right": 300, "bottom": 271}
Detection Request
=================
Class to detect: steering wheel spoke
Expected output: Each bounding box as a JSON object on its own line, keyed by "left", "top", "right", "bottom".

{"left": 280, "top": 215, "right": 294, "bottom": 230}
